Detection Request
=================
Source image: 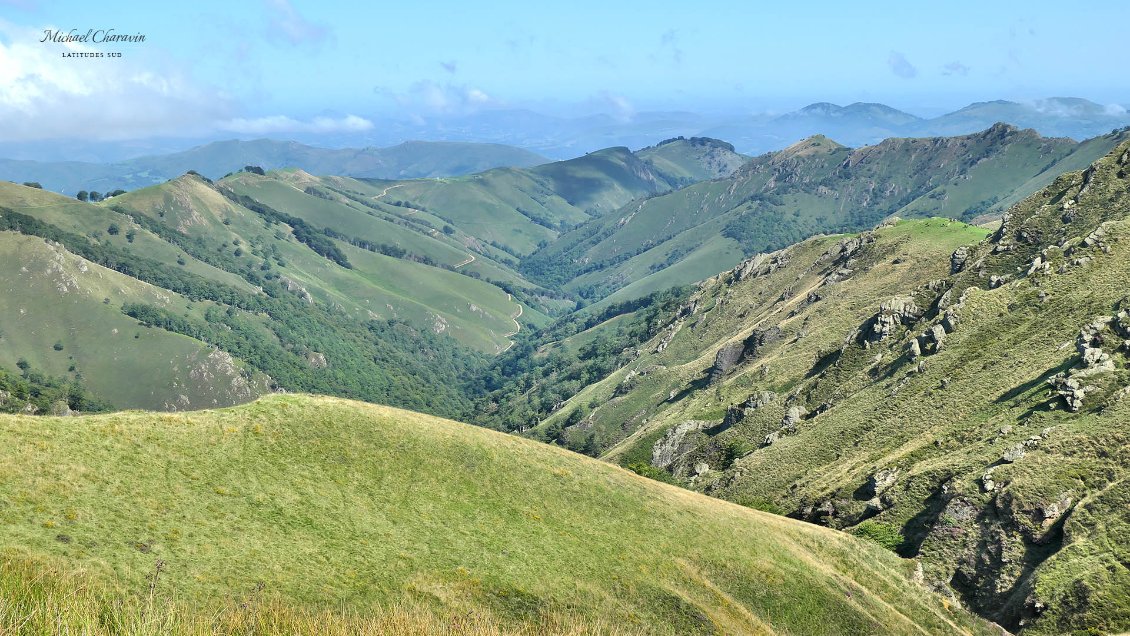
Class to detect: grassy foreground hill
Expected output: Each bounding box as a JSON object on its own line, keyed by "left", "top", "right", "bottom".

{"left": 0, "top": 393, "right": 994, "bottom": 635}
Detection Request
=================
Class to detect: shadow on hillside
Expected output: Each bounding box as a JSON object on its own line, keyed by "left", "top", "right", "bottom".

{"left": 897, "top": 478, "right": 953, "bottom": 558}
{"left": 993, "top": 360, "right": 1074, "bottom": 405}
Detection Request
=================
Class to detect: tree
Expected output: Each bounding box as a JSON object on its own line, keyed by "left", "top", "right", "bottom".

{"left": 125, "top": 229, "right": 136, "bottom": 243}
{"left": 16, "top": 358, "right": 30, "bottom": 372}
{"left": 107, "top": 223, "right": 120, "bottom": 236}
{"left": 107, "top": 189, "right": 127, "bottom": 197}
{"left": 22, "top": 182, "right": 42, "bottom": 189}
{"left": 443, "top": 225, "right": 455, "bottom": 235}
{"left": 76, "top": 191, "right": 89, "bottom": 202}
{"left": 89, "top": 191, "right": 103, "bottom": 202}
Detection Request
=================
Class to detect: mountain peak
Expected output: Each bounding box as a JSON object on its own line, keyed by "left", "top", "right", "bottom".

{"left": 779, "top": 134, "right": 847, "bottom": 157}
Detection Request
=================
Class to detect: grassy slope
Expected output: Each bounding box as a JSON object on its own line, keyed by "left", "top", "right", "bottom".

{"left": 0, "top": 232, "right": 270, "bottom": 410}
{"left": 108, "top": 175, "right": 523, "bottom": 353}
{"left": 531, "top": 127, "right": 1126, "bottom": 304}
{"left": 550, "top": 140, "right": 1130, "bottom": 633}
{"left": 0, "top": 394, "right": 994, "bottom": 636}
{"left": 635, "top": 138, "right": 748, "bottom": 183}
{"left": 357, "top": 145, "right": 708, "bottom": 259}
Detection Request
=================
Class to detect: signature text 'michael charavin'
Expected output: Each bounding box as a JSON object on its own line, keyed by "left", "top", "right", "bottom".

{"left": 41, "top": 29, "right": 146, "bottom": 44}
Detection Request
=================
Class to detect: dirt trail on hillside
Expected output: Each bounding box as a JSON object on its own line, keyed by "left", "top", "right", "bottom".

{"left": 499, "top": 293, "right": 523, "bottom": 353}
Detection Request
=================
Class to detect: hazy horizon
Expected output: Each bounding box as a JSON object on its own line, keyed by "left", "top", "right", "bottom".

{"left": 1, "top": 0, "right": 1128, "bottom": 146}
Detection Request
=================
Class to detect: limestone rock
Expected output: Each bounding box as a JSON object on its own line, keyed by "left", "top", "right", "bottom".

{"left": 1001, "top": 443, "right": 1027, "bottom": 463}
{"left": 867, "top": 297, "right": 923, "bottom": 343}
{"left": 651, "top": 421, "right": 708, "bottom": 469}
{"left": 862, "top": 467, "right": 900, "bottom": 499}
{"left": 782, "top": 405, "right": 807, "bottom": 430}
{"left": 950, "top": 247, "right": 969, "bottom": 274}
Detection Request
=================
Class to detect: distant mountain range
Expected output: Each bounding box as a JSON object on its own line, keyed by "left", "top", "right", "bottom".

{"left": 2, "top": 97, "right": 1126, "bottom": 171}
{"left": 0, "top": 140, "right": 549, "bottom": 195}
{"left": 346, "top": 96, "right": 1130, "bottom": 158}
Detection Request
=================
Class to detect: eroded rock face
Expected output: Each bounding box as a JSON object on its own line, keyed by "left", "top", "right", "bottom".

{"left": 862, "top": 467, "right": 901, "bottom": 499}
{"left": 951, "top": 246, "right": 969, "bottom": 274}
{"left": 722, "top": 391, "right": 776, "bottom": 428}
{"left": 652, "top": 420, "right": 708, "bottom": 469}
{"left": 734, "top": 251, "right": 791, "bottom": 281}
{"left": 866, "top": 297, "right": 923, "bottom": 343}
{"left": 709, "top": 342, "right": 745, "bottom": 384}
{"left": 708, "top": 326, "right": 784, "bottom": 383}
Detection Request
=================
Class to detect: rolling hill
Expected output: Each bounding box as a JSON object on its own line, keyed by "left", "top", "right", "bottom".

{"left": 519, "top": 125, "right": 1129, "bottom": 305}
{"left": 511, "top": 138, "right": 1130, "bottom": 633}
{"left": 0, "top": 393, "right": 996, "bottom": 635}
{"left": 0, "top": 177, "right": 500, "bottom": 415}
{"left": 0, "top": 135, "right": 747, "bottom": 415}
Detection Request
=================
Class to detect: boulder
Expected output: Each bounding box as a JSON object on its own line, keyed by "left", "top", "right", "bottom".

{"left": 782, "top": 405, "right": 807, "bottom": 431}
{"left": 950, "top": 247, "right": 969, "bottom": 274}
{"left": 1001, "top": 443, "right": 1027, "bottom": 463}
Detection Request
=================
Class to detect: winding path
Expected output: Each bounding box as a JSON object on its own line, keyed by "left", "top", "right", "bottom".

{"left": 454, "top": 253, "right": 476, "bottom": 268}
{"left": 373, "top": 184, "right": 404, "bottom": 200}
{"left": 499, "top": 293, "right": 523, "bottom": 353}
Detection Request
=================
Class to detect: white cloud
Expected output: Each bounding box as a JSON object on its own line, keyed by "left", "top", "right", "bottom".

{"left": 0, "top": 19, "right": 231, "bottom": 140}
{"left": 887, "top": 51, "right": 918, "bottom": 79}
{"left": 376, "top": 81, "right": 501, "bottom": 116}
{"left": 1105, "top": 103, "right": 1127, "bottom": 116}
{"left": 219, "top": 114, "right": 373, "bottom": 134}
{"left": 264, "top": 0, "right": 329, "bottom": 46}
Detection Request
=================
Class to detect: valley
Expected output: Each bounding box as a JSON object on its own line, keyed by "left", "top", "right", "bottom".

{"left": 2, "top": 125, "right": 1130, "bottom": 634}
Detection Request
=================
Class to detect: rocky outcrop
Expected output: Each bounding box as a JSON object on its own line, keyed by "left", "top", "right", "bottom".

{"left": 950, "top": 246, "right": 969, "bottom": 274}
{"left": 781, "top": 405, "right": 807, "bottom": 431}
{"left": 862, "top": 467, "right": 900, "bottom": 499}
{"left": 865, "top": 297, "right": 923, "bottom": 343}
{"left": 708, "top": 326, "right": 784, "bottom": 383}
{"left": 733, "top": 251, "right": 790, "bottom": 281}
{"left": 723, "top": 391, "right": 776, "bottom": 427}
{"left": 709, "top": 342, "right": 745, "bottom": 383}
{"left": 1047, "top": 315, "right": 1124, "bottom": 411}
{"left": 652, "top": 420, "right": 709, "bottom": 469}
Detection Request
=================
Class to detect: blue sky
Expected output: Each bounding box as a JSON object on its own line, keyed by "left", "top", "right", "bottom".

{"left": 0, "top": 0, "right": 1127, "bottom": 140}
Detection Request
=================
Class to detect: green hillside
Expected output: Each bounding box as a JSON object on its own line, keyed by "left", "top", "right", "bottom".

{"left": 0, "top": 394, "right": 994, "bottom": 635}
{"left": 635, "top": 136, "right": 749, "bottom": 184}
{"left": 521, "top": 125, "right": 1127, "bottom": 304}
{"left": 525, "top": 139, "right": 1130, "bottom": 633}
{"left": 358, "top": 142, "right": 740, "bottom": 259}
{"left": 0, "top": 179, "right": 492, "bottom": 417}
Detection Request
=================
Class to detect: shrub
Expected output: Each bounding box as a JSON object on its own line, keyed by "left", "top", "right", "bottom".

{"left": 627, "top": 462, "right": 678, "bottom": 485}
{"left": 850, "top": 520, "right": 903, "bottom": 551}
